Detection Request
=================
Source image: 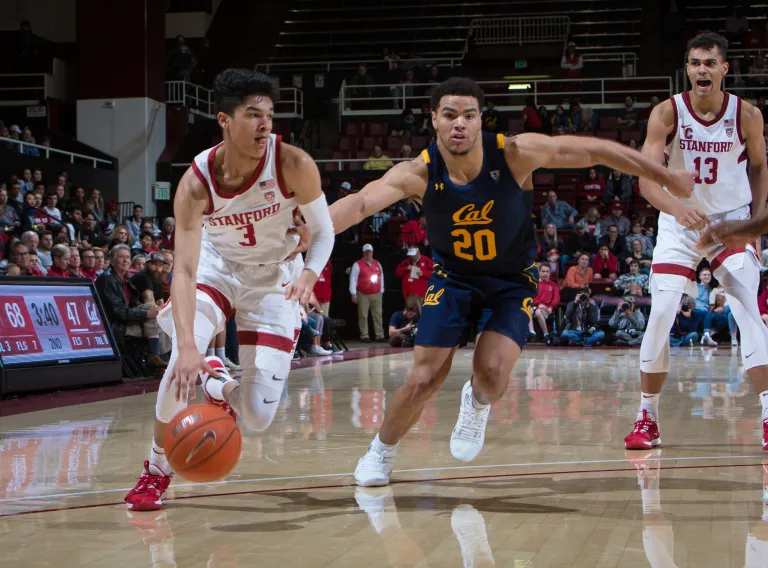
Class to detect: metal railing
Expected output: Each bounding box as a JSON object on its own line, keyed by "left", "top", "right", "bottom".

{"left": 582, "top": 52, "right": 637, "bottom": 76}
{"left": 0, "top": 73, "right": 47, "bottom": 103}
{"left": 469, "top": 16, "right": 570, "bottom": 45}
{"left": 339, "top": 76, "right": 673, "bottom": 116}
{"left": 255, "top": 57, "right": 462, "bottom": 74}
{"left": 0, "top": 136, "right": 113, "bottom": 168}
{"left": 165, "top": 81, "right": 304, "bottom": 119}
{"left": 722, "top": 73, "right": 768, "bottom": 95}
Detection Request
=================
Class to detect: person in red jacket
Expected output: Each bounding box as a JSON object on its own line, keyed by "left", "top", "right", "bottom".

{"left": 758, "top": 285, "right": 768, "bottom": 327}
{"left": 528, "top": 263, "right": 560, "bottom": 343}
{"left": 350, "top": 244, "right": 385, "bottom": 342}
{"left": 394, "top": 248, "right": 433, "bottom": 313}
{"left": 313, "top": 260, "right": 333, "bottom": 314}
{"left": 593, "top": 244, "right": 618, "bottom": 280}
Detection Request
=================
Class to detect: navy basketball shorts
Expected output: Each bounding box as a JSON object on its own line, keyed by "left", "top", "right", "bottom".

{"left": 415, "top": 266, "right": 537, "bottom": 349}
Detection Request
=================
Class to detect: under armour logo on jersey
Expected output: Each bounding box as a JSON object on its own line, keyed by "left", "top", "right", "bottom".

{"left": 490, "top": 170, "right": 500, "bottom": 182}
{"left": 434, "top": 182, "right": 444, "bottom": 191}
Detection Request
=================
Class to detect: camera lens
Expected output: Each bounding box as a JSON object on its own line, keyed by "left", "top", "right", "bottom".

{"left": 621, "top": 302, "right": 629, "bottom": 311}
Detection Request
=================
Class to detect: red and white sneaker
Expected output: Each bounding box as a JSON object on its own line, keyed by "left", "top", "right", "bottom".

{"left": 202, "top": 356, "right": 238, "bottom": 420}
{"left": 624, "top": 410, "right": 662, "bottom": 450}
{"left": 125, "top": 460, "right": 172, "bottom": 511}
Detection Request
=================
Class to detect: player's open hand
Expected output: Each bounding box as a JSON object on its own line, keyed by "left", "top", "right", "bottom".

{"left": 697, "top": 220, "right": 758, "bottom": 250}
{"left": 286, "top": 214, "right": 310, "bottom": 257}
{"left": 666, "top": 170, "right": 697, "bottom": 199}
{"left": 672, "top": 204, "right": 710, "bottom": 232}
{"left": 285, "top": 268, "right": 318, "bottom": 303}
{"left": 166, "top": 346, "right": 220, "bottom": 402}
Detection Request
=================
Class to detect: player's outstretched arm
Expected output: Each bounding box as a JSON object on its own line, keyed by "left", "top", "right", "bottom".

{"left": 281, "top": 144, "right": 335, "bottom": 303}
{"left": 508, "top": 123, "right": 696, "bottom": 199}
{"left": 168, "top": 168, "right": 220, "bottom": 401}
{"left": 329, "top": 158, "right": 428, "bottom": 234}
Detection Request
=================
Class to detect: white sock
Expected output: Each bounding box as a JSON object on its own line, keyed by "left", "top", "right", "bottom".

{"left": 471, "top": 391, "right": 489, "bottom": 411}
{"left": 206, "top": 347, "right": 215, "bottom": 357}
{"left": 372, "top": 434, "right": 398, "bottom": 454}
{"left": 149, "top": 439, "right": 173, "bottom": 475}
{"left": 638, "top": 392, "right": 660, "bottom": 422}
{"left": 760, "top": 390, "right": 768, "bottom": 420}
{"left": 204, "top": 374, "right": 231, "bottom": 401}
{"left": 215, "top": 347, "right": 226, "bottom": 360}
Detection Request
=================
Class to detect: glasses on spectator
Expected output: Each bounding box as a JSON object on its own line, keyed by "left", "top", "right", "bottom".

{"left": 83, "top": 255, "right": 95, "bottom": 259}
{"left": 12, "top": 251, "right": 29, "bottom": 256}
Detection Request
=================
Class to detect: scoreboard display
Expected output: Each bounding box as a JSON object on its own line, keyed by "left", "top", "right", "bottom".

{"left": 0, "top": 278, "right": 121, "bottom": 395}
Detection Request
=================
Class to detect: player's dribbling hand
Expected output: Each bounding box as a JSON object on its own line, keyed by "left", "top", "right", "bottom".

{"left": 697, "top": 220, "right": 758, "bottom": 250}
{"left": 287, "top": 214, "right": 310, "bottom": 256}
{"left": 672, "top": 204, "right": 710, "bottom": 232}
{"left": 166, "top": 346, "right": 220, "bottom": 402}
{"left": 666, "top": 170, "right": 698, "bottom": 199}
{"left": 285, "top": 268, "right": 318, "bottom": 303}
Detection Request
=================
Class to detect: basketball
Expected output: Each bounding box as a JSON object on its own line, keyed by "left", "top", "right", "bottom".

{"left": 163, "top": 405, "right": 242, "bottom": 482}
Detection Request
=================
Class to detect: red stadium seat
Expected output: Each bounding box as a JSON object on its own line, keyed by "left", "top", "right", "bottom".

{"left": 387, "top": 136, "right": 404, "bottom": 151}
{"left": 344, "top": 122, "right": 365, "bottom": 137}
{"left": 368, "top": 122, "right": 389, "bottom": 137}
{"left": 507, "top": 119, "right": 524, "bottom": 132}
{"left": 339, "top": 137, "right": 358, "bottom": 151}
{"left": 356, "top": 150, "right": 370, "bottom": 160}
{"left": 558, "top": 173, "right": 581, "bottom": 185}
{"left": 620, "top": 130, "right": 643, "bottom": 143}
{"left": 361, "top": 137, "right": 383, "bottom": 151}
{"left": 533, "top": 173, "right": 555, "bottom": 188}
{"left": 600, "top": 116, "right": 619, "bottom": 130}
{"left": 410, "top": 136, "right": 428, "bottom": 150}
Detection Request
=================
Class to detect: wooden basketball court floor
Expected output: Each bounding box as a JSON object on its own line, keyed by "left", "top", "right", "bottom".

{"left": 1, "top": 346, "right": 767, "bottom": 567}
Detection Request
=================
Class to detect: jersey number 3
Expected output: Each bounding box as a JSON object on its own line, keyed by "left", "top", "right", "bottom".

{"left": 451, "top": 229, "right": 497, "bottom": 261}
{"left": 693, "top": 157, "right": 718, "bottom": 185}
{"left": 237, "top": 224, "right": 257, "bottom": 247}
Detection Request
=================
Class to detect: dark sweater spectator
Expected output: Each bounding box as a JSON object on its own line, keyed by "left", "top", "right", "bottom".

{"left": 624, "top": 238, "right": 653, "bottom": 274}
{"left": 521, "top": 97, "right": 543, "bottom": 132}
{"left": 609, "top": 296, "right": 646, "bottom": 346}
{"left": 580, "top": 168, "right": 605, "bottom": 205}
{"left": 617, "top": 96, "right": 639, "bottom": 129}
{"left": 603, "top": 170, "right": 634, "bottom": 203}
{"left": 537, "top": 107, "right": 552, "bottom": 135}
{"left": 540, "top": 190, "right": 577, "bottom": 229}
{"left": 599, "top": 225, "right": 629, "bottom": 259}
{"left": 482, "top": 100, "right": 501, "bottom": 133}
{"left": 6, "top": 183, "right": 24, "bottom": 218}
{"left": 601, "top": 204, "right": 631, "bottom": 236}
{"left": 388, "top": 302, "right": 420, "bottom": 347}
{"left": 592, "top": 244, "right": 619, "bottom": 280}
{"left": 130, "top": 252, "right": 168, "bottom": 303}
{"left": 670, "top": 297, "right": 700, "bottom": 346}
{"left": 561, "top": 291, "right": 604, "bottom": 346}
{"left": 551, "top": 105, "right": 574, "bottom": 135}
{"left": 564, "top": 223, "right": 597, "bottom": 259}
{"left": 349, "top": 63, "right": 375, "bottom": 101}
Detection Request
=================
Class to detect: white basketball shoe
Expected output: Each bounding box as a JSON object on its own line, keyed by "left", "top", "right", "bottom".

{"left": 450, "top": 381, "right": 490, "bottom": 462}
{"left": 354, "top": 440, "right": 398, "bottom": 487}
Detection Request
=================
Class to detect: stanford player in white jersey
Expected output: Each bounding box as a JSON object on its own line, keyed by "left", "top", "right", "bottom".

{"left": 624, "top": 32, "right": 768, "bottom": 452}
{"left": 125, "top": 69, "right": 334, "bottom": 511}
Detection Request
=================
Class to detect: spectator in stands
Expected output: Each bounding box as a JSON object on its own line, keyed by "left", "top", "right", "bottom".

{"left": 167, "top": 34, "right": 197, "bottom": 81}
{"left": 128, "top": 255, "right": 146, "bottom": 278}
{"left": 571, "top": 103, "right": 598, "bottom": 133}
{"left": 131, "top": 252, "right": 166, "bottom": 304}
{"left": 603, "top": 169, "right": 633, "bottom": 203}
{"left": 89, "top": 189, "right": 104, "bottom": 222}
{"left": 109, "top": 224, "right": 133, "bottom": 248}
{"left": 625, "top": 221, "right": 653, "bottom": 257}
{"left": 349, "top": 64, "right": 375, "bottom": 107}
{"left": 576, "top": 206, "right": 603, "bottom": 239}
{"left": 745, "top": 21, "right": 767, "bottom": 50}
{"left": 10, "top": 242, "right": 43, "bottom": 276}
{"left": 399, "top": 214, "right": 427, "bottom": 248}
{"left": 395, "top": 247, "right": 432, "bottom": 312}
{"left": 47, "top": 244, "right": 71, "bottom": 277}
{"left": 96, "top": 244, "right": 159, "bottom": 348}
{"left": 692, "top": 267, "right": 717, "bottom": 345}
{"left": 482, "top": 100, "right": 501, "bottom": 133}
{"left": 599, "top": 224, "right": 629, "bottom": 260}
{"left": 537, "top": 106, "right": 552, "bottom": 135}
{"left": 101, "top": 200, "right": 119, "bottom": 233}
{"left": 528, "top": 263, "right": 559, "bottom": 344}
{"left": 66, "top": 246, "right": 82, "bottom": 277}
{"left": 21, "top": 129, "right": 38, "bottom": 156}
{"left": 28, "top": 252, "right": 45, "bottom": 276}
{"left": 13, "top": 20, "right": 40, "bottom": 58}
{"left": 593, "top": 243, "right": 619, "bottom": 281}
{"left": 20, "top": 169, "right": 33, "bottom": 195}
{"left": 561, "top": 41, "right": 583, "bottom": 79}
{"left": 3, "top": 264, "right": 20, "bottom": 276}
{"left": 363, "top": 145, "right": 394, "bottom": 171}
{"left": 160, "top": 250, "right": 173, "bottom": 299}
{"left": 93, "top": 247, "right": 106, "bottom": 276}
{"left": 36, "top": 230, "right": 53, "bottom": 269}
{"left": 79, "top": 249, "right": 97, "bottom": 280}
{"left": 42, "top": 193, "right": 62, "bottom": 225}
{"left": 0, "top": 188, "right": 21, "bottom": 234}
{"left": 614, "top": 259, "right": 649, "bottom": 296}
{"left": 126, "top": 205, "right": 145, "bottom": 240}
{"left": 6, "top": 183, "right": 23, "bottom": 217}
{"left": 725, "top": 6, "right": 749, "bottom": 45}
{"left": 68, "top": 186, "right": 86, "bottom": 211}
{"left": 80, "top": 212, "right": 102, "bottom": 246}
{"left": 562, "top": 253, "right": 593, "bottom": 301}
{"left": 52, "top": 225, "right": 70, "bottom": 247}
{"left": 551, "top": 105, "right": 574, "bottom": 135}
{"left": 350, "top": 244, "right": 385, "bottom": 342}
{"left": 65, "top": 206, "right": 85, "bottom": 242}
{"left": 561, "top": 288, "right": 604, "bottom": 346}
{"left": 20, "top": 230, "right": 40, "bottom": 266}
{"left": 393, "top": 109, "right": 416, "bottom": 136}
{"left": 540, "top": 190, "right": 577, "bottom": 229}
{"left": 601, "top": 204, "right": 631, "bottom": 235}
{"left": 617, "top": 96, "right": 639, "bottom": 130}
{"left": 538, "top": 223, "right": 565, "bottom": 276}
{"left": 125, "top": 288, "right": 168, "bottom": 368}
{"left": 388, "top": 302, "right": 419, "bottom": 347}
{"left": 625, "top": 238, "right": 653, "bottom": 275}
{"left": 758, "top": 285, "right": 768, "bottom": 326}
{"left": 307, "top": 293, "right": 342, "bottom": 355}
{"left": 313, "top": 260, "right": 332, "bottom": 315}
{"left": 563, "top": 223, "right": 597, "bottom": 272}
{"left": 400, "top": 144, "right": 414, "bottom": 159}
{"left": 730, "top": 59, "right": 746, "bottom": 90}
{"left": 580, "top": 167, "right": 604, "bottom": 205}
{"left": 298, "top": 302, "right": 332, "bottom": 356}
{"left": 670, "top": 296, "right": 700, "bottom": 346}
{"left": 748, "top": 53, "right": 768, "bottom": 89}
{"left": 610, "top": 296, "right": 646, "bottom": 346}
{"left": 521, "top": 97, "right": 543, "bottom": 133}
{"left": 54, "top": 184, "right": 66, "bottom": 203}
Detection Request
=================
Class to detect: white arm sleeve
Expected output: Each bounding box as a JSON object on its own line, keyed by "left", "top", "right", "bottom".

{"left": 299, "top": 193, "right": 335, "bottom": 277}
{"left": 349, "top": 262, "right": 360, "bottom": 294}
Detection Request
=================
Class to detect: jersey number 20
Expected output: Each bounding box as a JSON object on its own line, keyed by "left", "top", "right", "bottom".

{"left": 451, "top": 229, "right": 497, "bottom": 261}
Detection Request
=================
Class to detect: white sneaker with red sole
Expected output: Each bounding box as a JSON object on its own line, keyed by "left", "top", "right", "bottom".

{"left": 202, "top": 356, "right": 238, "bottom": 420}
{"left": 125, "top": 460, "right": 172, "bottom": 511}
{"left": 625, "top": 410, "right": 662, "bottom": 450}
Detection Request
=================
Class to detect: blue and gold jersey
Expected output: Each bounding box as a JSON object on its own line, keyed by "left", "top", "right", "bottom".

{"left": 421, "top": 131, "right": 537, "bottom": 281}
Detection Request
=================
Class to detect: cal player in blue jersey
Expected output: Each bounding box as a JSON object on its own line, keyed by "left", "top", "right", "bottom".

{"left": 330, "top": 77, "right": 696, "bottom": 486}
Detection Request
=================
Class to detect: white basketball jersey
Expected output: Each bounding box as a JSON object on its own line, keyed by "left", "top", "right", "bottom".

{"left": 664, "top": 91, "right": 750, "bottom": 215}
{"left": 191, "top": 135, "right": 298, "bottom": 265}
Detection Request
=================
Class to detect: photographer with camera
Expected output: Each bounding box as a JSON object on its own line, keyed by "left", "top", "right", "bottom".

{"left": 670, "top": 296, "right": 700, "bottom": 347}
{"left": 609, "top": 296, "right": 646, "bottom": 346}
{"left": 560, "top": 287, "right": 605, "bottom": 346}
{"left": 388, "top": 302, "right": 420, "bottom": 347}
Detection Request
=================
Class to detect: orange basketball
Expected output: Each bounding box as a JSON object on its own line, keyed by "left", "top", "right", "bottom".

{"left": 163, "top": 404, "right": 242, "bottom": 482}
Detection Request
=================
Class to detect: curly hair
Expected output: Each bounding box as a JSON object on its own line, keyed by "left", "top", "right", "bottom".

{"left": 214, "top": 68, "right": 280, "bottom": 115}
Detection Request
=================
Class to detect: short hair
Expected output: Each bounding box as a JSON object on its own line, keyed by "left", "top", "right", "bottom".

{"left": 109, "top": 244, "right": 131, "bottom": 261}
{"left": 629, "top": 259, "right": 639, "bottom": 266}
{"left": 687, "top": 31, "right": 728, "bottom": 61}
{"left": 51, "top": 243, "right": 70, "bottom": 260}
{"left": 20, "top": 230, "right": 37, "bottom": 243}
{"left": 430, "top": 77, "right": 485, "bottom": 111}
{"left": 134, "top": 204, "right": 143, "bottom": 210}
{"left": 214, "top": 68, "right": 280, "bottom": 115}
{"left": 163, "top": 217, "right": 175, "bottom": 228}
{"left": 608, "top": 224, "right": 619, "bottom": 231}
{"left": 11, "top": 242, "right": 28, "bottom": 253}
{"left": 406, "top": 302, "right": 419, "bottom": 311}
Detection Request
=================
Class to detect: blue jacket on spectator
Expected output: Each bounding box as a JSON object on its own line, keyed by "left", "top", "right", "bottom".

{"left": 694, "top": 284, "right": 710, "bottom": 311}
{"left": 541, "top": 201, "right": 577, "bottom": 229}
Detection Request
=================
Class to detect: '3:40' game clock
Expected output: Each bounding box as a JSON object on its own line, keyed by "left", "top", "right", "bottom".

{"left": 0, "top": 278, "right": 121, "bottom": 396}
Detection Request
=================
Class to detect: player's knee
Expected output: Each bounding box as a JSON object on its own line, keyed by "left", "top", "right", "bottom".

{"left": 240, "top": 403, "right": 279, "bottom": 432}
{"left": 404, "top": 366, "right": 443, "bottom": 402}
{"left": 473, "top": 359, "right": 506, "bottom": 389}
